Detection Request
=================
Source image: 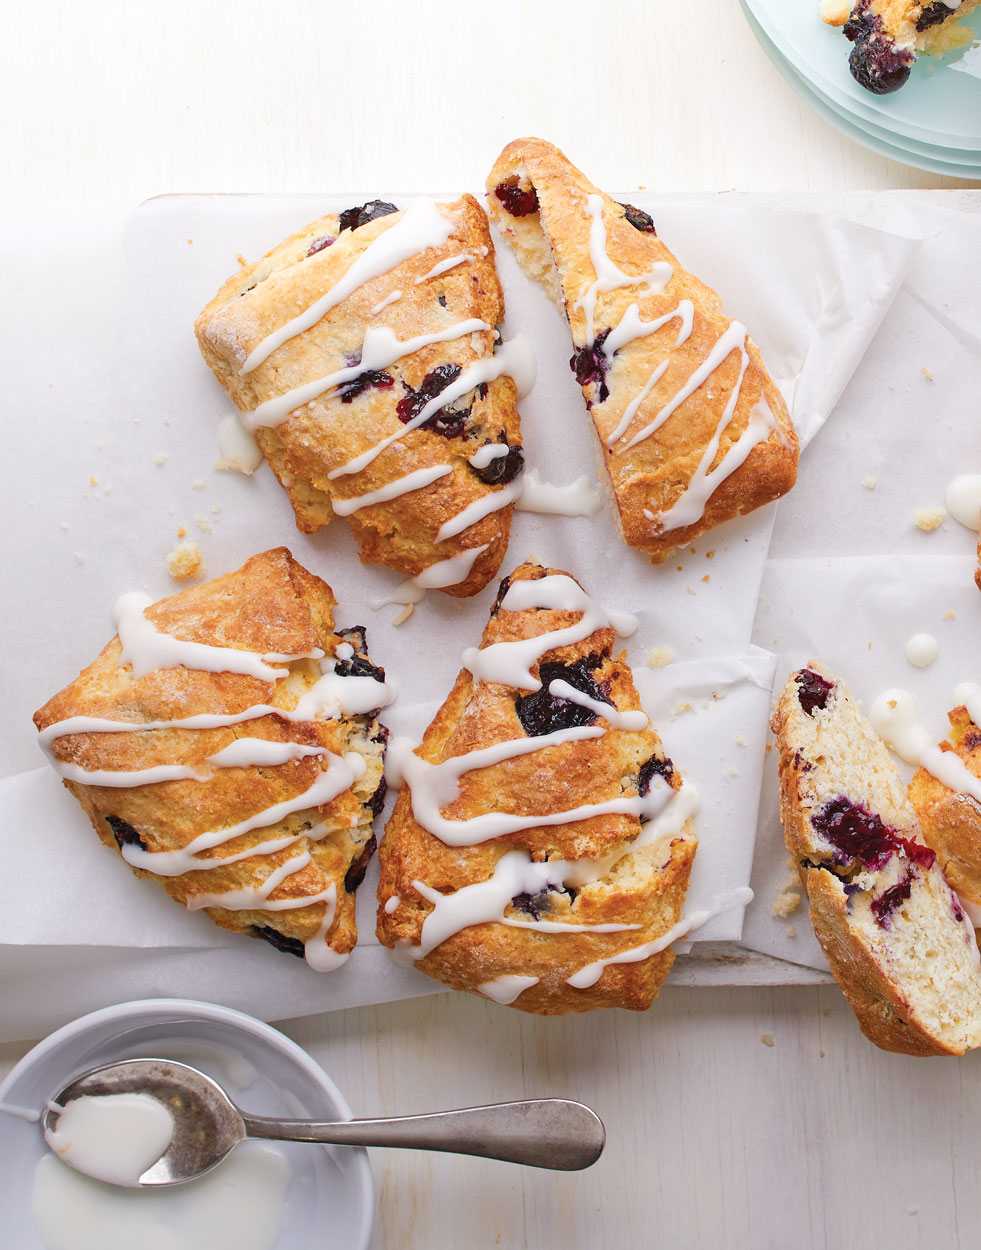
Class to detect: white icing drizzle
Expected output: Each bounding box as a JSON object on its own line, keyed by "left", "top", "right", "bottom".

{"left": 436, "top": 477, "right": 523, "bottom": 543}
{"left": 119, "top": 752, "right": 367, "bottom": 877}
{"left": 330, "top": 463, "right": 453, "bottom": 516}
{"left": 906, "top": 633, "right": 939, "bottom": 668}
{"left": 515, "top": 468, "right": 604, "bottom": 518}
{"left": 574, "top": 195, "right": 673, "bottom": 346}
{"left": 216, "top": 414, "right": 263, "bottom": 473}
{"left": 384, "top": 894, "right": 400, "bottom": 914}
{"left": 303, "top": 885, "right": 350, "bottom": 971}
{"left": 249, "top": 319, "right": 489, "bottom": 431}
{"left": 656, "top": 390, "right": 775, "bottom": 534}
{"left": 603, "top": 300, "right": 694, "bottom": 359}
{"left": 468, "top": 443, "right": 509, "bottom": 469}
{"left": 114, "top": 592, "right": 324, "bottom": 682}
{"left": 945, "top": 474, "right": 981, "bottom": 530}
{"left": 461, "top": 575, "right": 636, "bottom": 690}
{"left": 369, "top": 289, "right": 402, "bottom": 316}
{"left": 415, "top": 253, "right": 472, "bottom": 284}
{"left": 55, "top": 739, "right": 326, "bottom": 789}
{"left": 478, "top": 974, "right": 540, "bottom": 1005}
{"left": 413, "top": 544, "right": 490, "bottom": 589}
{"left": 241, "top": 198, "right": 456, "bottom": 373}
{"left": 546, "top": 680, "right": 649, "bottom": 730}
{"left": 187, "top": 849, "right": 325, "bottom": 912}
{"left": 330, "top": 334, "right": 536, "bottom": 481}
{"left": 620, "top": 321, "right": 749, "bottom": 453}
{"left": 871, "top": 688, "right": 981, "bottom": 806}
{"left": 566, "top": 886, "right": 753, "bottom": 989}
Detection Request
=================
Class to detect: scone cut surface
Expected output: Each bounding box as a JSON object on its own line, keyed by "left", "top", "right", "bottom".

{"left": 772, "top": 661, "right": 981, "bottom": 1056}
{"left": 196, "top": 196, "right": 527, "bottom": 598}
{"left": 34, "top": 548, "right": 392, "bottom": 970}
{"left": 377, "top": 561, "right": 697, "bottom": 1014}
{"left": 822, "top": 1, "right": 980, "bottom": 93}
{"left": 485, "top": 138, "right": 798, "bottom": 563}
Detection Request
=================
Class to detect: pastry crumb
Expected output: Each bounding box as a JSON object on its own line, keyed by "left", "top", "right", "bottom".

{"left": 705, "top": 549, "right": 715, "bottom": 559}
{"left": 89, "top": 475, "right": 98, "bottom": 486}
{"left": 686, "top": 586, "right": 696, "bottom": 596}
{"left": 74, "top": 552, "right": 85, "bottom": 565}
{"left": 194, "top": 513, "right": 213, "bottom": 534}
{"left": 167, "top": 541, "right": 203, "bottom": 580}
{"left": 702, "top": 574, "right": 710, "bottom": 583}
{"left": 735, "top": 735, "right": 746, "bottom": 747}
{"left": 761, "top": 1033, "right": 774, "bottom": 1047}
{"left": 862, "top": 475, "right": 876, "bottom": 490}
{"left": 211, "top": 502, "right": 221, "bottom": 514}
{"left": 672, "top": 700, "right": 693, "bottom": 718}
{"left": 177, "top": 525, "right": 187, "bottom": 538}
{"left": 192, "top": 478, "right": 206, "bottom": 490}
{"left": 392, "top": 603, "right": 415, "bottom": 626}
{"left": 944, "top": 609, "right": 956, "bottom": 620}
{"left": 914, "top": 507, "right": 944, "bottom": 532}
{"left": 819, "top": 1049, "right": 825, "bottom": 1058}
{"left": 785, "top": 924, "right": 796, "bottom": 938}
{"left": 921, "top": 366, "right": 933, "bottom": 381}
{"left": 155, "top": 452, "right": 168, "bottom": 466}
{"left": 95, "top": 440, "right": 104, "bottom": 450}
{"left": 647, "top": 645, "right": 675, "bottom": 668}
{"left": 59, "top": 521, "right": 69, "bottom": 531}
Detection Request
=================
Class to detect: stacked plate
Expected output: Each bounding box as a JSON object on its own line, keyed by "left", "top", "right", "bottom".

{"left": 741, "top": 0, "right": 981, "bottom": 178}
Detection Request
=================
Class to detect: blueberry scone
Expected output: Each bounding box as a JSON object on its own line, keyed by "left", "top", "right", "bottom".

{"left": 485, "top": 138, "right": 798, "bottom": 564}
{"left": 377, "top": 562, "right": 697, "bottom": 1014}
{"left": 196, "top": 198, "right": 533, "bottom": 598}
{"left": 821, "top": 0, "right": 980, "bottom": 93}
{"left": 34, "top": 548, "right": 393, "bottom": 970}
{"left": 773, "top": 661, "right": 981, "bottom": 1055}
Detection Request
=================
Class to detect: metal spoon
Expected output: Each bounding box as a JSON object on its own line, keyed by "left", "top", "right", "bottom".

{"left": 43, "top": 1058, "right": 605, "bottom": 1186}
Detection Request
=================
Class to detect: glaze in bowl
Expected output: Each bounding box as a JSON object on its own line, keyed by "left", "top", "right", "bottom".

{"left": 0, "top": 998, "right": 374, "bottom": 1250}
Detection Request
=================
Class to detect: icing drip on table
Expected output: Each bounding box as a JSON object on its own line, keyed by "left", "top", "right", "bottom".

{"left": 574, "top": 195, "right": 673, "bottom": 346}
{"left": 514, "top": 468, "right": 604, "bottom": 518}
{"left": 871, "top": 687, "right": 981, "bottom": 805}
{"left": 241, "top": 198, "right": 456, "bottom": 373}
{"left": 945, "top": 474, "right": 981, "bottom": 530}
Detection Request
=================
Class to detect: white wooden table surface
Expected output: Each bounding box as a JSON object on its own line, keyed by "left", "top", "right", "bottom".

{"left": 4, "top": 4, "right": 980, "bottom": 1248}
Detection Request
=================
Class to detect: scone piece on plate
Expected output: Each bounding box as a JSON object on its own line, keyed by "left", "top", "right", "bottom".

{"left": 909, "top": 698, "right": 981, "bottom": 920}
{"left": 196, "top": 197, "right": 531, "bottom": 598}
{"left": 34, "top": 548, "right": 393, "bottom": 971}
{"left": 772, "top": 661, "right": 981, "bottom": 1055}
{"left": 821, "top": 1, "right": 980, "bottom": 93}
{"left": 485, "top": 138, "right": 798, "bottom": 564}
{"left": 377, "top": 562, "right": 697, "bottom": 1014}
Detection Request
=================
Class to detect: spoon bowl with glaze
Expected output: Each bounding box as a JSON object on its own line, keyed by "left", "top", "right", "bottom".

{"left": 43, "top": 1058, "right": 605, "bottom": 1187}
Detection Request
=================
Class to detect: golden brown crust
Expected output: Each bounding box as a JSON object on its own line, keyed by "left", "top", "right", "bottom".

{"left": 377, "top": 562, "right": 696, "bottom": 1014}
{"left": 195, "top": 198, "right": 521, "bottom": 597}
{"left": 909, "top": 705, "right": 981, "bottom": 908}
{"left": 486, "top": 138, "right": 798, "bottom": 563}
{"left": 33, "top": 548, "right": 387, "bottom": 962}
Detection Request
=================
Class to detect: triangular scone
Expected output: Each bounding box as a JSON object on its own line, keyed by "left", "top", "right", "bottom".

{"left": 377, "top": 562, "right": 697, "bottom": 1014}
{"left": 486, "top": 139, "right": 798, "bottom": 563}
{"left": 33, "top": 548, "right": 392, "bottom": 970}
{"left": 772, "top": 661, "right": 981, "bottom": 1055}
{"left": 908, "top": 700, "right": 981, "bottom": 916}
{"left": 196, "top": 198, "right": 529, "bottom": 597}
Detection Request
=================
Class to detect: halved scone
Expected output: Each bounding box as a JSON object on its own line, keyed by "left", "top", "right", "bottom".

{"left": 773, "top": 661, "right": 981, "bottom": 1055}
{"left": 196, "top": 197, "right": 532, "bottom": 597}
{"left": 485, "top": 138, "right": 798, "bottom": 563}
{"left": 377, "top": 561, "right": 697, "bottom": 1014}
{"left": 34, "top": 548, "right": 393, "bottom": 970}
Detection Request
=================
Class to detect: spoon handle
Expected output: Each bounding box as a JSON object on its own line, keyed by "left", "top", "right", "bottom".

{"left": 241, "top": 1098, "right": 604, "bottom": 1171}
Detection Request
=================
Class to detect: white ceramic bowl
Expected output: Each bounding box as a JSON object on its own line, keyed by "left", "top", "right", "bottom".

{"left": 0, "top": 998, "right": 374, "bottom": 1250}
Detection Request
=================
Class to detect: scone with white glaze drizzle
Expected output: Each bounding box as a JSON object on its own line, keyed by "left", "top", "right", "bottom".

{"left": 906, "top": 689, "right": 981, "bottom": 919}
{"left": 821, "top": 1, "right": 980, "bottom": 94}
{"left": 376, "top": 562, "right": 697, "bottom": 1014}
{"left": 196, "top": 198, "right": 534, "bottom": 599}
{"left": 485, "top": 138, "right": 798, "bottom": 564}
{"left": 33, "top": 548, "right": 393, "bottom": 970}
{"left": 773, "top": 661, "right": 981, "bottom": 1055}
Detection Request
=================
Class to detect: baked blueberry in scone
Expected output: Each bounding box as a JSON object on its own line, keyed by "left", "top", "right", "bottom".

{"left": 772, "top": 661, "right": 981, "bottom": 1055}
{"left": 821, "top": 0, "right": 980, "bottom": 93}
{"left": 196, "top": 197, "right": 533, "bottom": 598}
{"left": 33, "top": 548, "right": 393, "bottom": 970}
{"left": 377, "top": 562, "right": 697, "bottom": 1014}
{"left": 485, "top": 138, "right": 798, "bottom": 564}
